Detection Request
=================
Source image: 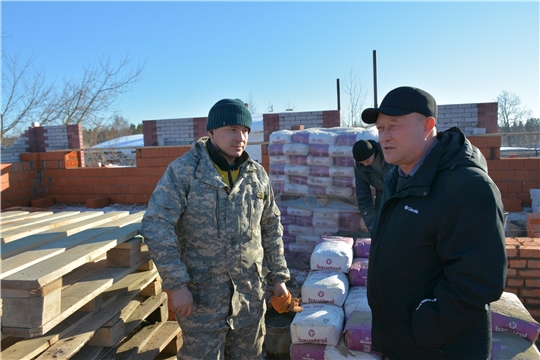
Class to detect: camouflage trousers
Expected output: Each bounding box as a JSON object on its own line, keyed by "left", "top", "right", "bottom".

{"left": 176, "top": 317, "right": 266, "bottom": 360}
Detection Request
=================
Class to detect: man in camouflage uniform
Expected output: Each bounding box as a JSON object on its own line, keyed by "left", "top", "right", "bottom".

{"left": 140, "top": 98, "right": 290, "bottom": 360}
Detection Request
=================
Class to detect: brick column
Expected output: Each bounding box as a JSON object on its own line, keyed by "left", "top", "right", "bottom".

{"left": 263, "top": 113, "right": 280, "bottom": 141}
{"left": 143, "top": 120, "right": 158, "bottom": 146}
{"left": 477, "top": 102, "right": 498, "bottom": 134}
{"left": 322, "top": 110, "right": 341, "bottom": 128}
{"left": 193, "top": 117, "right": 208, "bottom": 140}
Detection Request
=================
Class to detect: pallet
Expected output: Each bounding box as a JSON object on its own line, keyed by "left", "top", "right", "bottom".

{"left": 0, "top": 211, "right": 144, "bottom": 276}
{"left": 1, "top": 223, "right": 147, "bottom": 337}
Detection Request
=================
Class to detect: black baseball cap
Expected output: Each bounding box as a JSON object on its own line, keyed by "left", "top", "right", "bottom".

{"left": 361, "top": 86, "right": 437, "bottom": 124}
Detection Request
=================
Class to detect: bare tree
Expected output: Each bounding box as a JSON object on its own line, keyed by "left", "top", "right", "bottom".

{"left": 246, "top": 92, "right": 258, "bottom": 114}
{"left": 1, "top": 52, "right": 54, "bottom": 141}
{"left": 1, "top": 52, "right": 144, "bottom": 142}
{"left": 497, "top": 91, "right": 531, "bottom": 133}
{"left": 342, "top": 68, "right": 368, "bottom": 127}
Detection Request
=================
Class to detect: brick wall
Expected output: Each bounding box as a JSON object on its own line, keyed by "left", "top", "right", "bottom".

{"left": 505, "top": 237, "right": 540, "bottom": 321}
{"left": 438, "top": 102, "right": 498, "bottom": 135}
{"left": 262, "top": 110, "right": 341, "bottom": 141}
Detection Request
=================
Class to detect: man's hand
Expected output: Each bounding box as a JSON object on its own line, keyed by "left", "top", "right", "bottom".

{"left": 273, "top": 281, "right": 288, "bottom": 297}
{"left": 168, "top": 286, "right": 193, "bottom": 317}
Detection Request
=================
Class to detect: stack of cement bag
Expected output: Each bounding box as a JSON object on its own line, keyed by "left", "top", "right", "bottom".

{"left": 289, "top": 235, "right": 382, "bottom": 359}
{"left": 269, "top": 127, "right": 377, "bottom": 270}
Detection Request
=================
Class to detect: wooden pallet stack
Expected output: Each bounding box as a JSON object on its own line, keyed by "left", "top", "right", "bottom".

{"left": 0, "top": 209, "right": 182, "bottom": 359}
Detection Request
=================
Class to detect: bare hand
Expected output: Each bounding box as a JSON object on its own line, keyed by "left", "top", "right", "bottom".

{"left": 169, "top": 287, "right": 193, "bottom": 317}
{"left": 273, "top": 281, "right": 288, "bottom": 297}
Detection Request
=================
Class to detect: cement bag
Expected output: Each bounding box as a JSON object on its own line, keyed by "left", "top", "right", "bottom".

{"left": 343, "top": 310, "right": 377, "bottom": 354}
{"left": 354, "top": 238, "right": 371, "bottom": 258}
{"left": 302, "top": 270, "right": 349, "bottom": 306}
{"left": 283, "top": 164, "right": 311, "bottom": 176}
{"left": 290, "top": 303, "right": 344, "bottom": 346}
{"left": 283, "top": 143, "right": 311, "bottom": 156}
{"left": 269, "top": 174, "right": 289, "bottom": 184}
{"left": 312, "top": 217, "right": 339, "bottom": 228}
{"left": 335, "top": 157, "right": 356, "bottom": 167}
{"left": 328, "top": 145, "right": 353, "bottom": 158}
{"left": 307, "top": 155, "right": 335, "bottom": 167}
{"left": 310, "top": 236, "right": 354, "bottom": 273}
{"left": 282, "top": 206, "right": 313, "bottom": 217}
{"left": 269, "top": 129, "right": 294, "bottom": 144}
{"left": 284, "top": 224, "right": 314, "bottom": 236}
{"left": 290, "top": 338, "right": 383, "bottom": 360}
{"left": 308, "top": 176, "right": 334, "bottom": 187}
{"left": 290, "top": 176, "right": 308, "bottom": 185}
{"left": 343, "top": 286, "right": 370, "bottom": 321}
{"left": 269, "top": 155, "right": 290, "bottom": 164}
{"left": 325, "top": 186, "right": 353, "bottom": 197}
{"left": 296, "top": 235, "right": 321, "bottom": 245}
{"left": 491, "top": 291, "right": 540, "bottom": 342}
{"left": 328, "top": 166, "right": 355, "bottom": 178}
{"left": 348, "top": 258, "right": 369, "bottom": 286}
{"left": 312, "top": 226, "right": 340, "bottom": 237}
{"left": 308, "top": 129, "right": 338, "bottom": 145}
{"left": 290, "top": 155, "right": 309, "bottom": 165}
{"left": 333, "top": 177, "right": 355, "bottom": 188}
{"left": 491, "top": 332, "right": 540, "bottom": 360}
{"left": 311, "top": 144, "right": 331, "bottom": 157}
{"left": 284, "top": 183, "right": 309, "bottom": 196}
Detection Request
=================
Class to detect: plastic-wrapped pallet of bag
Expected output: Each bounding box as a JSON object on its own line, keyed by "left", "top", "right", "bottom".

{"left": 310, "top": 236, "right": 354, "bottom": 273}
{"left": 301, "top": 270, "right": 349, "bottom": 306}
{"left": 343, "top": 286, "right": 370, "bottom": 321}
{"left": 290, "top": 303, "right": 344, "bottom": 346}
{"left": 290, "top": 337, "right": 383, "bottom": 360}
{"left": 269, "top": 129, "right": 294, "bottom": 144}
{"left": 491, "top": 291, "right": 540, "bottom": 342}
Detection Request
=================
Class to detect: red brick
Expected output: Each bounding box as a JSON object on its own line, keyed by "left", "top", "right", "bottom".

{"left": 31, "top": 196, "right": 55, "bottom": 208}
{"left": 85, "top": 197, "right": 110, "bottom": 209}
{"left": 502, "top": 197, "right": 522, "bottom": 212}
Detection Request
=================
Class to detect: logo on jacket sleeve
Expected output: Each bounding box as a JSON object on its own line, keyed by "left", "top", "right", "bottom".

{"left": 404, "top": 205, "right": 419, "bottom": 214}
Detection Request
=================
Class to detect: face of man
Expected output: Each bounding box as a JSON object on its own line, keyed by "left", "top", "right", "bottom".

{"left": 375, "top": 112, "right": 435, "bottom": 174}
{"left": 357, "top": 153, "right": 375, "bottom": 167}
{"left": 208, "top": 125, "right": 249, "bottom": 164}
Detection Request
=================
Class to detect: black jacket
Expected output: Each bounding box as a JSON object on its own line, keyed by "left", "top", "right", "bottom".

{"left": 354, "top": 140, "right": 393, "bottom": 230}
{"left": 367, "top": 127, "right": 507, "bottom": 359}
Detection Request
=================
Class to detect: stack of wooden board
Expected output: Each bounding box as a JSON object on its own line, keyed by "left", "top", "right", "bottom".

{"left": 0, "top": 209, "right": 182, "bottom": 359}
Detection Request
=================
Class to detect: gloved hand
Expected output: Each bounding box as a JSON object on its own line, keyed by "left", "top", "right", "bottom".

{"left": 271, "top": 291, "right": 303, "bottom": 313}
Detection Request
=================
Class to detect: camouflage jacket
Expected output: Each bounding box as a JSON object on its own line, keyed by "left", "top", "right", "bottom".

{"left": 140, "top": 137, "right": 290, "bottom": 330}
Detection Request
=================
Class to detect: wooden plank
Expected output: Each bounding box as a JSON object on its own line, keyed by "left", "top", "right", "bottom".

{"left": 0, "top": 211, "right": 78, "bottom": 233}
{"left": 2, "top": 223, "right": 142, "bottom": 292}
{"left": 0, "top": 268, "right": 157, "bottom": 360}
{"left": 2, "top": 249, "right": 152, "bottom": 337}
{"left": 115, "top": 321, "right": 166, "bottom": 360}
{"left": 0, "top": 211, "right": 29, "bottom": 219}
{"left": 89, "top": 292, "right": 167, "bottom": 347}
{"left": 0, "top": 211, "right": 52, "bottom": 225}
{"left": 0, "top": 211, "right": 135, "bottom": 272}
{"left": 1, "top": 211, "right": 101, "bottom": 243}
{"left": 34, "top": 288, "right": 166, "bottom": 359}
{"left": 134, "top": 321, "right": 182, "bottom": 360}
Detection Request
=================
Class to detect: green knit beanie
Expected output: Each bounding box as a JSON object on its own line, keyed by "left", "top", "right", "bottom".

{"left": 206, "top": 98, "right": 252, "bottom": 132}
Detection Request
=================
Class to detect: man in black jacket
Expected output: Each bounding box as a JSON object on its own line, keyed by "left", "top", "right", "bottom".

{"left": 352, "top": 139, "right": 393, "bottom": 232}
{"left": 362, "top": 86, "right": 507, "bottom": 359}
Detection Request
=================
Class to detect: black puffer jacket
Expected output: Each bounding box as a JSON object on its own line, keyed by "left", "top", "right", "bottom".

{"left": 367, "top": 127, "right": 507, "bottom": 359}
{"left": 354, "top": 140, "right": 393, "bottom": 230}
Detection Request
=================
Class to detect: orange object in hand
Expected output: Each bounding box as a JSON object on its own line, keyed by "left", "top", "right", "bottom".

{"left": 271, "top": 291, "right": 303, "bottom": 313}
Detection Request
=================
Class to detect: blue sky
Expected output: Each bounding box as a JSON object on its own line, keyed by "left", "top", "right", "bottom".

{"left": 3, "top": 1, "right": 539, "bottom": 127}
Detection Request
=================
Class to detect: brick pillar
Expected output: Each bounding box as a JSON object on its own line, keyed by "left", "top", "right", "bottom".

{"left": 143, "top": 120, "right": 158, "bottom": 146}
{"left": 477, "top": 102, "right": 498, "bottom": 134}
{"left": 66, "top": 124, "right": 83, "bottom": 149}
{"left": 263, "top": 113, "right": 280, "bottom": 141}
{"left": 322, "top": 110, "right": 341, "bottom": 128}
{"left": 193, "top": 117, "right": 208, "bottom": 140}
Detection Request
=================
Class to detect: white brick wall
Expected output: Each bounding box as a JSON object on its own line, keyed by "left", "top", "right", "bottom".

{"left": 279, "top": 111, "right": 324, "bottom": 129}
{"left": 156, "top": 118, "right": 195, "bottom": 146}
{"left": 437, "top": 104, "right": 479, "bottom": 135}
{"left": 1, "top": 137, "right": 30, "bottom": 163}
